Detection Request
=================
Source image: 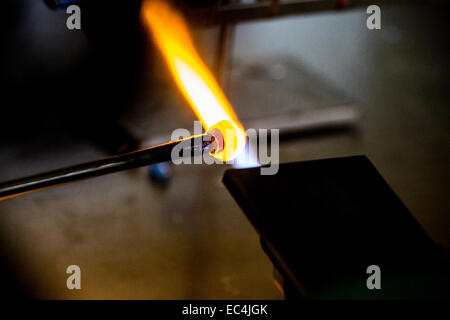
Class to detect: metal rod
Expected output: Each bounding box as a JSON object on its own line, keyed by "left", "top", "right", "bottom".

{"left": 0, "top": 134, "right": 213, "bottom": 201}
{"left": 184, "top": 0, "right": 410, "bottom": 27}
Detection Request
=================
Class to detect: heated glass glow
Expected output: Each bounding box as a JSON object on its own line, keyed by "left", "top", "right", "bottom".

{"left": 141, "top": 0, "right": 246, "bottom": 161}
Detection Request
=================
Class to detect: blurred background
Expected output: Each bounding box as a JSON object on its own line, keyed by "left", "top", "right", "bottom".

{"left": 0, "top": 0, "right": 448, "bottom": 299}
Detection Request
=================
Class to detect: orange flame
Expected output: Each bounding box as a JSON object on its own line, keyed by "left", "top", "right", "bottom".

{"left": 141, "top": 0, "right": 246, "bottom": 161}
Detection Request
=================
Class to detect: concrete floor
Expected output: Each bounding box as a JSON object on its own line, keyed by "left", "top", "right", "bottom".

{"left": 0, "top": 4, "right": 448, "bottom": 299}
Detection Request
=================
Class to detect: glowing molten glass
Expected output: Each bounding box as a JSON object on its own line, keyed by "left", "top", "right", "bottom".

{"left": 141, "top": 0, "right": 246, "bottom": 162}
